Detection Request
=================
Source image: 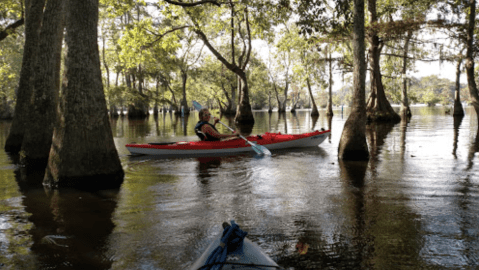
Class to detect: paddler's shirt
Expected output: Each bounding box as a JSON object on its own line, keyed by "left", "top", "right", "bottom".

{"left": 195, "top": 121, "right": 221, "bottom": 141}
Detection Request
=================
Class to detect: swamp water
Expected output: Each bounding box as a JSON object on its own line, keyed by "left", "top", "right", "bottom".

{"left": 0, "top": 106, "right": 478, "bottom": 269}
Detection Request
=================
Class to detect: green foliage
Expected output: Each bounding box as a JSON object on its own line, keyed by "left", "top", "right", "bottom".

{"left": 409, "top": 75, "right": 458, "bottom": 106}
{"left": 0, "top": 0, "right": 23, "bottom": 24}
{"left": 0, "top": 26, "right": 22, "bottom": 103}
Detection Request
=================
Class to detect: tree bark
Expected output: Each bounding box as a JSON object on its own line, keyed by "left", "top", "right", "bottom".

{"left": 400, "top": 30, "right": 412, "bottom": 119}
{"left": 5, "top": 0, "right": 46, "bottom": 153}
{"left": 453, "top": 49, "right": 465, "bottom": 116}
{"left": 20, "top": 0, "right": 65, "bottom": 168}
{"left": 338, "top": 0, "right": 370, "bottom": 161}
{"left": 307, "top": 78, "right": 319, "bottom": 116}
{"left": 326, "top": 54, "right": 334, "bottom": 116}
{"left": 235, "top": 73, "right": 254, "bottom": 124}
{"left": 465, "top": 0, "right": 479, "bottom": 117}
{"left": 365, "top": 0, "right": 400, "bottom": 123}
{"left": 180, "top": 70, "right": 190, "bottom": 115}
{"left": 44, "top": 0, "right": 124, "bottom": 189}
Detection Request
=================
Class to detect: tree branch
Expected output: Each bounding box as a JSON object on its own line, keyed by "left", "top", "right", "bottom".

{"left": 241, "top": 7, "right": 252, "bottom": 70}
{"left": 0, "top": 18, "right": 25, "bottom": 42}
{"left": 163, "top": 0, "right": 222, "bottom": 7}
{"left": 194, "top": 28, "right": 242, "bottom": 75}
{"left": 141, "top": 26, "right": 190, "bottom": 50}
{"left": 381, "top": 53, "right": 457, "bottom": 62}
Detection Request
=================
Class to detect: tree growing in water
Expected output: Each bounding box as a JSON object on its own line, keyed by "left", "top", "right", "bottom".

{"left": 20, "top": 0, "right": 65, "bottom": 168}
{"left": 338, "top": 0, "right": 370, "bottom": 160}
{"left": 464, "top": 0, "right": 479, "bottom": 118}
{"left": 4, "top": 0, "right": 46, "bottom": 153}
{"left": 296, "top": 0, "right": 369, "bottom": 159}
{"left": 44, "top": 0, "right": 124, "bottom": 189}
{"left": 365, "top": 0, "right": 400, "bottom": 123}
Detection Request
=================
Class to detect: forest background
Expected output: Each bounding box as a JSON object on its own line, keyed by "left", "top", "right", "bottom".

{"left": 1, "top": 0, "right": 477, "bottom": 121}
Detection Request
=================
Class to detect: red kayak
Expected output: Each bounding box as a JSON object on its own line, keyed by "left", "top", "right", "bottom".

{"left": 126, "top": 129, "right": 330, "bottom": 156}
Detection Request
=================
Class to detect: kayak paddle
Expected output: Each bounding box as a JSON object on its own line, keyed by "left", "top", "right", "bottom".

{"left": 192, "top": 101, "right": 271, "bottom": 156}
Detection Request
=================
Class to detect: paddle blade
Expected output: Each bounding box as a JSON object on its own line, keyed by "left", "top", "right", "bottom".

{"left": 250, "top": 142, "right": 271, "bottom": 156}
{"left": 192, "top": 101, "right": 203, "bottom": 111}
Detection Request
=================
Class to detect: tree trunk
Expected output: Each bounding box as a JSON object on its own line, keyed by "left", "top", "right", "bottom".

{"left": 20, "top": 0, "right": 65, "bottom": 169}
{"left": 44, "top": 0, "right": 124, "bottom": 189}
{"left": 180, "top": 70, "right": 190, "bottom": 115}
{"left": 307, "top": 78, "right": 319, "bottom": 116}
{"left": 192, "top": 5, "right": 254, "bottom": 125}
{"left": 400, "top": 30, "right": 412, "bottom": 119}
{"left": 5, "top": 0, "right": 46, "bottom": 153}
{"left": 365, "top": 0, "right": 400, "bottom": 123}
{"left": 326, "top": 55, "right": 334, "bottom": 116}
{"left": 465, "top": 0, "right": 479, "bottom": 117}
{"left": 153, "top": 76, "right": 159, "bottom": 116}
{"left": 230, "top": 83, "right": 237, "bottom": 114}
{"left": 282, "top": 81, "right": 289, "bottom": 112}
{"left": 235, "top": 73, "right": 254, "bottom": 124}
{"left": 338, "top": 0, "right": 369, "bottom": 161}
{"left": 268, "top": 90, "right": 273, "bottom": 113}
{"left": 273, "top": 83, "right": 282, "bottom": 112}
{"left": 453, "top": 50, "right": 465, "bottom": 116}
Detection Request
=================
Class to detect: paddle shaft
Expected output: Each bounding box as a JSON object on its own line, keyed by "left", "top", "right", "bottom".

{"left": 215, "top": 120, "right": 255, "bottom": 147}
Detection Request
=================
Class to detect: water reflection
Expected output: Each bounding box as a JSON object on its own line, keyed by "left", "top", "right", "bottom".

{"left": 327, "top": 115, "right": 332, "bottom": 142}
{"left": 453, "top": 116, "right": 463, "bottom": 158}
{"left": 196, "top": 157, "right": 221, "bottom": 183}
{"left": 2, "top": 108, "right": 479, "bottom": 269}
{"left": 182, "top": 115, "right": 189, "bottom": 136}
{"left": 311, "top": 115, "right": 319, "bottom": 131}
{"left": 127, "top": 118, "right": 151, "bottom": 138}
{"left": 466, "top": 128, "right": 479, "bottom": 170}
{"left": 366, "top": 122, "right": 395, "bottom": 166}
{"left": 400, "top": 119, "right": 408, "bottom": 161}
{"left": 15, "top": 170, "right": 118, "bottom": 270}
{"left": 274, "top": 112, "right": 285, "bottom": 134}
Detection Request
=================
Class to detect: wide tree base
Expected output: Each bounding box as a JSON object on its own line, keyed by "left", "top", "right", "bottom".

{"left": 234, "top": 104, "right": 255, "bottom": 125}
{"left": 4, "top": 133, "right": 23, "bottom": 154}
{"left": 339, "top": 149, "right": 370, "bottom": 160}
{"left": 127, "top": 104, "right": 148, "bottom": 119}
{"left": 400, "top": 106, "right": 412, "bottom": 120}
{"left": 19, "top": 155, "right": 49, "bottom": 172}
{"left": 338, "top": 113, "right": 370, "bottom": 161}
{"left": 367, "top": 110, "right": 401, "bottom": 123}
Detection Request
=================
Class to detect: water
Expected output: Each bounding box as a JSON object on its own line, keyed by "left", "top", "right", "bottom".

{"left": 0, "top": 106, "right": 478, "bottom": 269}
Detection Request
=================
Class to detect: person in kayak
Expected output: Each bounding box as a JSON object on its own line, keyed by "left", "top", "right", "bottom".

{"left": 195, "top": 108, "right": 240, "bottom": 141}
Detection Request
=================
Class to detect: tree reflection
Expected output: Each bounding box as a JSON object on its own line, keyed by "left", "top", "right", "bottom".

{"left": 278, "top": 112, "right": 287, "bottom": 134}
{"left": 366, "top": 122, "right": 395, "bottom": 168}
{"left": 452, "top": 116, "right": 463, "bottom": 158}
{"left": 466, "top": 127, "right": 479, "bottom": 170}
{"left": 311, "top": 115, "right": 319, "bottom": 131}
{"left": 327, "top": 115, "right": 333, "bottom": 142}
{"left": 127, "top": 117, "right": 150, "bottom": 138}
{"left": 15, "top": 169, "right": 118, "bottom": 270}
{"left": 196, "top": 157, "right": 221, "bottom": 184}
{"left": 400, "top": 119, "right": 409, "bottom": 161}
{"left": 182, "top": 114, "right": 189, "bottom": 136}
{"left": 236, "top": 123, "right": 254, "bottom": 136}
{"left": 339, "top": 160, "right": 371, "bottom": 268}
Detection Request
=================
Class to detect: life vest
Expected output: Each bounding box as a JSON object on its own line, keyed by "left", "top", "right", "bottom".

{"left": 195, "top": 121, "right": 220, "bottom": 141}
